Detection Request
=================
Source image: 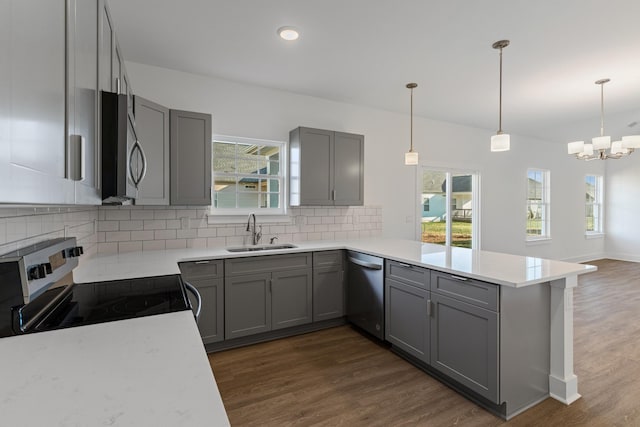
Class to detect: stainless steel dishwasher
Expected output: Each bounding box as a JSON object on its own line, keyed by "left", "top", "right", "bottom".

{"left": 346, "top": 251, "right": 384, "bottom": 340}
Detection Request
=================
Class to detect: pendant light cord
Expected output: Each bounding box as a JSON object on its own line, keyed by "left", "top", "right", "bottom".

{"left": 498, "top": 47, "right": 503, "bottom": 134}
{"left": 410, "top": 87, "right": 414, "bottom": 152}
{"left": 600, "top": 82, "right": 605, "bottom": 137}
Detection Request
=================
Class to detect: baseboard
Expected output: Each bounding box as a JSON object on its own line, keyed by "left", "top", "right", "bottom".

{"left": 602, "top": 253, "right": 640, "bottom": 263}
{"left": 561, "top": 253, "right": 607, "bottom": 263}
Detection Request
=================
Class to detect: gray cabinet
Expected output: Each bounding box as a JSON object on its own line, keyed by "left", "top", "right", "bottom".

{"left": 170, "top": 110, "right": 212, "bottom": 205}
{"left": 134, "top": 96, "right": 170, "bottom": 205}
{"left": 179, "top": 260, "right": 224, "bottom": 344}
{"left": 0, "top": 0, "right": 76, "bottom": 204}
{"left": 385, "top": 260, "right": 431, "bottom": 362}
{"left": 225, "top": 253, "right": 313, "bottom": 339}
{"left": 313, "top": 251, "right": 345, "bottom": 321}
{"left": 68, "top": 0, "right": 101, "bottom": 205}
{"left": 430, "top": 272, "right": 499, "bottom": 403}
{"left": 289, "top": 127, "right": 364, "bottom": 206}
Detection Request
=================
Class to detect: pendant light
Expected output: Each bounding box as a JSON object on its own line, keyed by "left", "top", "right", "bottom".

{"left": 567, "top": 78, "right": 640, "bottom": 160}
{"left": 405, "top": 83, "right": 419, "bottom": 165}
{"left": 491, "top": 40, "right": 510, "bottom": 152}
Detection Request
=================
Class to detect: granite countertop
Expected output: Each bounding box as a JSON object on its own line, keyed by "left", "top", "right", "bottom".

{"left": 75, "top": 238, "right": 596, "bottom": 287}
{"left": 0, "top": 311, "right": 230, "bottom": 426}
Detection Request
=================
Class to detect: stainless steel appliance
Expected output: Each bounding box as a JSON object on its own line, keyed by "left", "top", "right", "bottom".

{"left": 347, "top": 251, "right": 384, "bottom": 340}
{"left": 0, "top": 238, "right": 199, "bottom": 338}
{"left": 101, "top": 91, "right": 147, "bottom": 205}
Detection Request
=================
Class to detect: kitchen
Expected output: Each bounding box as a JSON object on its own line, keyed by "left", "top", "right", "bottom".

{"left": 1, "top": 0, "right": 640, "bottom": 426}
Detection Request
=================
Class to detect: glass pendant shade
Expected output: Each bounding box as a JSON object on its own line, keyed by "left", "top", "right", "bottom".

{"left": 583, "top": 144, "right": 594, "bottom": 156}
{"left": 568, "top": 141, "right": 585, "bottom": 155}
{"left": 405, "top": 151, "right": 419, "bottom": 165}
{"left": 622, "top": 135, "right": 640, "bottom": 149}
{"left": 592, "top": 136, "right": 611, "bottom": 150}
{"left": 490, "top": 133, "right": 510, "bottom": 152}
{"left": 611, "top": 140, "right": 629, "bottom": 155}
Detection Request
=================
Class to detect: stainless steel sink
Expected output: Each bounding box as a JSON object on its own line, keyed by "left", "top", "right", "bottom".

{"left": 226, "top": 243, "right": 297, "bottom": 253}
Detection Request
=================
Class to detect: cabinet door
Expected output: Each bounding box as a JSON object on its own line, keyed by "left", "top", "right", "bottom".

{"left": 99, "top": 0, "right": 114, "bottom": 93}
{"left": 170, "top": 109, "right": 212, "bottom": 205}
{"left": 313, "top": 266, "right": 344, "bottom": 321}
{"left": 69, "top": 0, "right": 101, "bottom": 204}
{"left": 334, "top": 132, "right": 364, "bottom": 206}
{"left": 272, "top": 269, "right": 313, "bottom": 330}
{"left": 225, "top": 273, "right": 271, "bottom": 339}
{"left": 297, "top": 127, "right": 333, "bottom": 205}
{"left": 113, "top": 41, "right": 124, "bottom": 94}
{"left": 385, "top": 278, "right": 430, "bottom": 362}
{"left": 430, "top": 293, "right": 499, "bottom": 403}
{"left": 187, "top": 277, "right": 224, "bottom": 344}
{"left": 134, "top": 96, "right": 170, "bottom": 205}
{"left": 1, "top": 0, "right": 75, "bottom": 204}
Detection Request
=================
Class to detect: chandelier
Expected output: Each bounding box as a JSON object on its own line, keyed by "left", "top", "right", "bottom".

{"left": 568, "top": 78, "right": 640, "bottom": 160}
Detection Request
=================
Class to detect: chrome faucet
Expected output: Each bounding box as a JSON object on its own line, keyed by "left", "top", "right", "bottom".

{"left": 246, "top": 213, "right": 262, "bottom": 245}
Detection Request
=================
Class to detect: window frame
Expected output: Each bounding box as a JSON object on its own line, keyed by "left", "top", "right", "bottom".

{"left": 526, "top": 168, "right": 551, "bottom": 241}
{"left": 210, "top": 135, "right": 287, "bottom": 217}
{"left": 585, "top": 174, "right": 604, "bottom": 236}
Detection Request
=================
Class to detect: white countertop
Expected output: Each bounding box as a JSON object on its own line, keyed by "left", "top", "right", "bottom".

{"left": 75, "top": 238, "right": 596, "bottom": 287}
{"left": 0, "top": 311, "right": 230, "bottom": 427}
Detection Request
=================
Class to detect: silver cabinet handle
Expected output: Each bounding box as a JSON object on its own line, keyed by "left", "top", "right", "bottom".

{"left": 269, "top": 279, "right": 273, "bottom": 293}
{"left": 450, "top": 275, "right": 469, "bottom": 282}
{"left": 183, "top": 281, "right": 202, "bottom": 323}
{"left": 348, "top": 257, "right": 383, "bottom": 270}
{"left": 396, "top": 262, "right": 412, "bottom": 268}
{"left": 194, "top": 260, "right": 210, "bottom": 264}
{"left": 426, "top": 299, "right": 432, "bottom": 317}
{"left": 332, "top": 189, "right": 336, "bottom": 200}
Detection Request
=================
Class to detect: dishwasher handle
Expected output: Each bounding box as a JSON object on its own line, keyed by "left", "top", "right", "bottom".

{"left": 183, "top": 281, "right": 202, "bottom": 323}
{"left": 348, "top": 257, "right": 383, "bottom": 270}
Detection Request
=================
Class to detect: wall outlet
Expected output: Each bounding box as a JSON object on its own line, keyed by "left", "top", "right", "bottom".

{"left": 180, "top": 217, "right": 190, "bottom": 230}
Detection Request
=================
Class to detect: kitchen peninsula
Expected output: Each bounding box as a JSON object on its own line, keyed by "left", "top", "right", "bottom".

{"left": 0, "top": 238, "right": 595, "bottom": 424}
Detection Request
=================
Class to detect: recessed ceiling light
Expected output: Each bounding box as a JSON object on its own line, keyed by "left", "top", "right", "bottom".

{"left": 277, "top": 26, "right": 299, "bottom": 41}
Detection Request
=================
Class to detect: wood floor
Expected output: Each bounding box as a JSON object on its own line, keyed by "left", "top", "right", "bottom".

{"left": 208, "top": 259, "right": 640, "bottom": 426}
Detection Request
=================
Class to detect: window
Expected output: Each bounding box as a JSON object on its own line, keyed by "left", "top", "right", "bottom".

{"left": 526, "top": 169, "right": 550, "bottom": 240}
{"left": 211, "top": 136, "right": 286, "bottom": 215}
{"left": 585, "top": 175, "right": 603, "bottom": 234}
{"left": 420, "top": 168, "right": 478, "bottom": 249}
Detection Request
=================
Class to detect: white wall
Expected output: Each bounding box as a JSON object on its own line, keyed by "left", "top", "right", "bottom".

{"left": 605, "top": 154, "right": 640, "bottom": 261}
{"left": 127, "top": 62, "right": 606, "bottom": 261}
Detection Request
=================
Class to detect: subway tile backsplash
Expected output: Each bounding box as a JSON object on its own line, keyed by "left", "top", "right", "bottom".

{"left": 96, "top": 205, "right": 382, "bottom": 254}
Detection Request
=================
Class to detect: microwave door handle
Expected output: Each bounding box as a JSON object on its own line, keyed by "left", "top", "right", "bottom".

{"left": 128, "top": 140, "right": 147, "bottom": 189}
{"left": 183, "top": 281, "right": 202, "bottom": 323}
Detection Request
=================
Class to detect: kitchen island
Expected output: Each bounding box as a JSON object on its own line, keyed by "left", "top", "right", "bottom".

{"left": 0, "top": 238, "right": 594, "bottom": 424}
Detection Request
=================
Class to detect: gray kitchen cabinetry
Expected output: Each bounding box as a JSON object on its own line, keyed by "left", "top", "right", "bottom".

{"left": 225, "top": 253, "right": 313, "bottom": 339}
{"left": 0, "top": 0, "right": 76, "bottom": 204}
{"left": 170, "top": 110, "right": 212, "bottom": 205}
{"left": 312, "top": 251, "right": 345, "bottom": 321}
{"left": 385, "top": 261, "right": 431, "bottom": 362}
{"left": 429, "top": 271, "right": 499, "bottom": 403}
{"left": 69, "top": 0, "right": 101, "bottom": 205}
{"left": 179, "top": 260, "right": 224, "bottom": 344}
{"left": 289, "top": 127, "right": 364, "bottom": 206}
{"left": 134, "top": 96, "right": 170, "bottom": 205}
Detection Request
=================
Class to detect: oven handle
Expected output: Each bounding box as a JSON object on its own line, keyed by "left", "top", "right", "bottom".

{"left": 183, "top": 281, "right": 202, "bottom": 323}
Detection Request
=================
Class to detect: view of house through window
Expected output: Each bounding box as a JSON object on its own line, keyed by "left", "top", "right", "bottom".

{"left": 212, "top": 136, "right": 285, "bottom": 215}
{"left": 526, "top": 169, "right": 550, "bottom": 239}
{"left": 586, "top": 175, "right": 603, "bottom": 234}
{"left": 421, "top": 169, "right": 477, "bottom": 248}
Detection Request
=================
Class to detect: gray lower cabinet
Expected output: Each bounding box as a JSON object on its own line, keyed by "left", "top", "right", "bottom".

{"left": 179, "top": 260, "right": 224, "bottom": 344}
{"left": 225, "top": 273, "right": 271, "bottom": 339}
{"left": 430, "top": 292, "right": 499, "bottom": 403}
{"left": 170, "top": 109, "right": 212, "bottom": 205}
{"left": 385, "top": 278, "right": 430, "bottom": 362}
{"left": 225, "top": 253, "right": 313, "bottom": 339}
{"left": 313, "top": 251, "right": 345, "bottom": 322}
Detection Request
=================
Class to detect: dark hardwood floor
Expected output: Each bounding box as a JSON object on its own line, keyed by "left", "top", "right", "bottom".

{"left": 208, "top": 259, "right": 640, "bottom": 426}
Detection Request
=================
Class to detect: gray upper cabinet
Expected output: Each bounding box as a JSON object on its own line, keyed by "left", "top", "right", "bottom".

{"left": 69, "top": 0, "right": 101, "bottom": 205}
{"left": 0, "top": 0, "right": 76, "bottom": 204}
{"left": 170, "top": 109, "right": 212, "bottom": 205}
{"left": 289, "top": 127, "right": 364, "bottom": 206}
{"left": 134, "top": 96, "right": 170, "bottom": 205}
{"left": 98, "top": 0, "right": 113, "bottom": 93}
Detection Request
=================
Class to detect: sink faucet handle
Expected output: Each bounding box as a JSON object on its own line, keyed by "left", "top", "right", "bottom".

{"left": 256, "top": 225, "right": 263, "bottom": 244}
{"left": 270, "top": 236, "right": 278, "bottom": 244}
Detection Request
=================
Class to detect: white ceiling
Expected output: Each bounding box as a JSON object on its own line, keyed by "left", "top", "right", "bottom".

{"left": 108, "top": 0, "right": 640, "bottom": 142}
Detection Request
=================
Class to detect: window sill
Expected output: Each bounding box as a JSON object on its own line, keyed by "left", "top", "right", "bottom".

{"left": 207, "top": 213, "right": 292, "bottom": 225}
{"left": 585, "top": 232, "right": 605, "bottom": 240}
{"left": 526, "top": 237, "right": 552, "bottom": 246}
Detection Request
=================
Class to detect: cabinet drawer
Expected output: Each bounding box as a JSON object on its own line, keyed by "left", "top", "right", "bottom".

{"left": 385, "top": 260, "right": 430, "bottom": 290}
{"left": 430, "top": 271, "right": 498, "bottom": 312}
{"left": 179, "top": 259, "right": 224, "bottom": 279}
{"left": 225, "top": 253, "right": 312, "bottom": 276}
{"left": 313, "top": 250, "right": 344, "bottom": 268}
